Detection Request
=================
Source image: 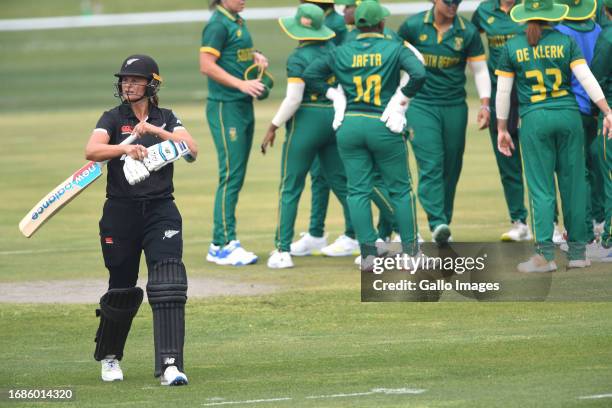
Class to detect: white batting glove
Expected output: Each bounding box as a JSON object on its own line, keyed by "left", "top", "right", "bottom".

{"left": 123, "top": 156, "right": 150, "bottom": 185}
{"left": 326, "top": 85, "right": 346, "bottom": 131}
{"left": 381, "top": 90, "right": 410, "bottom": 134}
{"left": 142, "top": 140, "right": 191, "bottom": 172}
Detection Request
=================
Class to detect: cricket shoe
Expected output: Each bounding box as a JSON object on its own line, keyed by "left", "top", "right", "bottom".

{"left": 593, "top": 220, "right": 605, "bottom": 240}
{"left": 501, "top": 221, "right": 532, "bottom": 242}
{"left": 160, "top": 365, "right": 188, "bottom": 386}
{"left": 321, "top": 235, "right": 360, "bottom": 257}
{"left": 586, "top": 242, "right": 612, "bottom": 263}
{"left": 290, "top": 233, "right": 327, "bottom": 256}
{"left": 553, "top": 224, "right": 566, "bottom": 245}
{"left": 101, "top": 357, "right": 123, "bottom": 382}
{"left": 567, "top": 258, "right": 591, "bottom": 269}
{"left": 206, "top": 243, "right": 220, "bottom": 263}
{"left": 354, "top": 239, "right": 388, "bottom": 267}
{"left": 432, "top": 224, "right": 451, "bottom": 245}
{"left": 267, "top": 250, "right": 294, "bottom": 269}
{"left": 517, "top": 255, "right": 557, "bottom": 273}
{"left": 391, "top": 233, "right": 425, "bottom": 244}
{"left": 215, "top": 240, "right": 258, "bottom": 266}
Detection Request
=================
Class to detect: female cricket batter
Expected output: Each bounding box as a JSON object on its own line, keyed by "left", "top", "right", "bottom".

{"left": 261, "top": 3, "right": 353, "bottom": 268}
{"left": 200, "top": 0, "right": 269, "bottom": 266}
{"left": 472, "top": 0, "right": 531, "bottom": 242}
{"left": 496, "top": 0, "right": 612, "bottom": 272}
{"left": 590, "top": 0, "right": 612, "bottom": 260}
{"left": 304, "top": 1, "right": 426, "bottom": 264}
{"left": 85, "top": 55, "right": 197, "bottom": 385}
{"left": 398, "top": 0, "right": 492, "bottom": 245}
{"left": 555, "top": 0, "right": 606, "bottom": 247}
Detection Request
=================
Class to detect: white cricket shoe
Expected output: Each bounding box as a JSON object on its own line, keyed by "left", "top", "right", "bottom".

{"left": 206, "top": 243, "right": 220, "bottom": 263}
{"left": 321, "top": 235, "right": 360, "bottom": 257}
{"left": 567, "top": 258, "right": 591, "bottom": 269}
{"left": 101, "top": 357, "right": 123, "bottom": 382}
{"left": 517, "top": 255, "right": 557, "bottom": 273}
{"left": 267, "top": 250, "right": 294, "bottom": 269}
{"left": 215, "top": 240, "right": 258, "bottom": 266}
{"left": 587, "top": 242, "right": 612, "bottom": 263}
{"left": 553, "top": 224, "right": 566, "bottom": 245}
{"left": 593, "top": 221, "right": 605, "bottom": 240}
{"left": 290, "top": 232, "right": 327, "bottom": 256}
{"left": 391, "top": 233, "right": 425, "bottom": 244}
{"left": 432, "top": 224, "right": 451, "bottom": 245}
{"left": 160, "top": 365, "right": 188, "bottom": 386}
{"left": 501, "top": 221, "right": 533, "bottom": 242}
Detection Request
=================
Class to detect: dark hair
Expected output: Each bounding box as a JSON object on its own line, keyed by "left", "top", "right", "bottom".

{"left": 526, "top": 20, "right": 543, "bottom": 47}
{"left": 209, "top": 0, "right": 221, "bottom": 10}
{"left": 357, "top": 21, "right": 385, "bottom": 33}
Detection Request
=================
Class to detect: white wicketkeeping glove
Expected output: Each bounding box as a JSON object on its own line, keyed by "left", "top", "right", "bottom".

{"left": 142, "top": 140, "right": 191, "bottom": 172}
{"left": 381, "top": 89, "right": 410, "bottom": 134}
{"left": 326, "top": 85, "right": 347, "bottom": 131}
{"left": 123, "top": 156, "right": 150, "bottom": 185}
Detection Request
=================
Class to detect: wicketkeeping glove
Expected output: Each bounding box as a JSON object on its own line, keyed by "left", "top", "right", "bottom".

{"left": 326, "top": 85, "right": 347, "bottom": 131}
{"left": 123, "top": 156, "right": 150, "bottom": 185}
{"left": 381, "top": 90, "right": 410, "bottom": 134}
{"left": 142, "top": 140, "right": 191, "bottom": 172}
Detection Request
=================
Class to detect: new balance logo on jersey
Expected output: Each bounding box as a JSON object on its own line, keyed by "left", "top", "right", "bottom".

{"left": 163, "top": 230, "right": 180, "bottom": 240}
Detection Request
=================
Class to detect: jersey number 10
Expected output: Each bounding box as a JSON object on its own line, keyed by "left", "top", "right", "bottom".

{"left": 353, "top": 75, "right": 382, "bottom": 106}
{"left": 525, "top": 68, "right": 568, "bottom": 103}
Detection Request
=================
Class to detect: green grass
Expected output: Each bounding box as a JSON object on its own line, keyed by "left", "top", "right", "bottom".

{"left": 1, "top": 16, "right": 611, "bottom": 408}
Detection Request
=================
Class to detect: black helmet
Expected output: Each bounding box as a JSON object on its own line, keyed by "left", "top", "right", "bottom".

{"left": 114, "top": 54, "right": 163, "bottom": 102}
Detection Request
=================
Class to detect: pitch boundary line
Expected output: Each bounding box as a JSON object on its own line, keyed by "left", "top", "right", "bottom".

{"left": 578, "top": 393, "right": 612, "bottom": 400}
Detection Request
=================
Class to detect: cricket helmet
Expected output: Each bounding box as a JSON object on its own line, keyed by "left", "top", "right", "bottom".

{"left": 114, "top": 54, "right": 163, "bottom": 102}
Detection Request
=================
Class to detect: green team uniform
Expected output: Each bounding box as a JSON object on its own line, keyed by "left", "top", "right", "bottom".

{"left": 201, "top": 5, "right": 256, "bottom": 245}
{"left": 304, "top": 33, "right": 426, "bottom": 255}
{"left": 496, "top": 28, "right": 588, "bottom": 260}
{"left": 274, "top": 41, "right": 357, "bottom": 252}
{"left": 307, "top": 5, "right": 351, "bottom": 240}
{"left": 596, "top": 1, "right": 611, "bottom": 28}
{"left": 398, "top": 9, "right": 487, "bottom": 232}
{"left": 591, "top": 26, "right": 612, "bottom": 248}
{"left": 472, "top": 0, "right": 528, "bottom": 224}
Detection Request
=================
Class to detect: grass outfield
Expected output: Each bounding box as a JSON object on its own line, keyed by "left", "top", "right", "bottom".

{"left": 1, "top": 18, "right": 612, "bottom": 408}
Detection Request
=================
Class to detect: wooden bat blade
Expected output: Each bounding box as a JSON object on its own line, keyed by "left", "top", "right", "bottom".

{"left": 19, "top": 161, "right": 104, "bottom": 238}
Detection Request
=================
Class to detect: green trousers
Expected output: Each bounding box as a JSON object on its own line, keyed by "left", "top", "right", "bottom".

{"left": 407, "top": 102, "right": 468, "bottom": 231}
{"left": 336, "top": 113, "right": 418, "bottom": 256}
{"left": 600, "top": 113, "right": 612, "bottom": 248}
{"left": 207, "top": 99, "right": 254, "bottom": 246}
{"left": 489, "top": 111, "right": 528, "bottom": 223}
{"left": 274, "top": 106, "right": 353, "bottom": 252}
{"left": 520, "top": 108, "right": 587, "bottom": 261}
{"left": 582, "top": 113, "right": 606, "bottom": 242}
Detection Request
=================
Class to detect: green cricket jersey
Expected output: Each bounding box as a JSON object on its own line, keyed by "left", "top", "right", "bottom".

{"left": 286, "top": 41, "right": 336, "bottom": 106}
{"left": 325, "top": 8, "right": 347, "bottom": 45}
{"left": 496, "top": 28, "right": 585, "bottom": 117}
{"left": 303, "top": 33, "right": 426, "bottom": 114}
{"left": 200, "top": 5, "right": 255, "bottom": 102}
{"left": 595, "top": 1, "right": 611, "bottom": 28}
{"left": 471, "top": 0, "right": 524, "bottom": 84}
{"left": 591, "top": 26, "right": 612, "bottom": 105}
{"left": 344, "top": 25, "right": 401, "bottom": 43}
{"left": 398, "top": 8, "right": 486, "bottom": 105}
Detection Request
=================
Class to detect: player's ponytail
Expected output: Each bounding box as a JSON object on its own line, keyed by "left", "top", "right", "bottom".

{"left": 526, "top": 21, "right": 543, "bottom": 47}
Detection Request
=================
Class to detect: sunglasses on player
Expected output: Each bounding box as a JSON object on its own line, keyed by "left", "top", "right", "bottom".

{"left": 442, "top": 0, "right": 463, "bottom": 6}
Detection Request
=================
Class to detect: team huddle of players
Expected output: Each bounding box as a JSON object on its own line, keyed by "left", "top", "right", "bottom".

{"left": 199, "top": 0, "right": 612, "bottom": 273}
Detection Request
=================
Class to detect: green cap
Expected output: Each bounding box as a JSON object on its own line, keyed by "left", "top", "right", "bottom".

{"left": 555, "top": 0, "right": 597, "bottom": 20}
{"left": 510, "top": 0, "right": 569, "bottom": 22}
{"left": 244, "top": 64, "right": 274, "bottom": 100}
{"left": 355, "top": 1, "right": 391, "bottom": 27}
{"left": 278, "top": 3, "right": 336, "bottom": 41}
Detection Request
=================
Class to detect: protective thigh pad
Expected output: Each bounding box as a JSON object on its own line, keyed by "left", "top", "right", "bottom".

{"left": 147, "top": 258, "right": 188, "bottom": 377}
{"left": 94, "top": 287, "right": 144, "bottom": 361}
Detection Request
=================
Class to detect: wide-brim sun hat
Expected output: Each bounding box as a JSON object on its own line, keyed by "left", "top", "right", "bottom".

{"left": 555, "top": 0, "right": 597, "bottom": 20}
{"left": 278, "top": 3, "right": 336, "bottom": 41}
{"left": 510, "top": 0, "right": 569, "bottom": 22}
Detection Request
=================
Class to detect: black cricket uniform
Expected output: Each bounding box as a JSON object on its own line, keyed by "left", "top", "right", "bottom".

{"left": 95, "top": 103, "right": 185, "bottom": 289}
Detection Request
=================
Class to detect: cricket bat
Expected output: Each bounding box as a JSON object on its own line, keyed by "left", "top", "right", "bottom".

{"left": 19, "top": 134, "right": 137, "bottom": 238}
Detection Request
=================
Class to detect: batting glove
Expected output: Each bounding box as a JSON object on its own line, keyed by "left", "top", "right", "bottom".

{"left": 123, "top": 156, "right": 150, "bottom": 185}
{"left": 142, "top": 140, "right": 191, "bottom": 172}
{"left": 326, "top": 85, "right": 347, "bottom": 131}
{"left": 381, "top": 90, "right": 410, "bottom": 134}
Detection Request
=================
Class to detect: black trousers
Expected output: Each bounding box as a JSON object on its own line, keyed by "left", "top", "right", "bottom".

{"left": 99, "top": 198, "right": 183, "bottom": 289}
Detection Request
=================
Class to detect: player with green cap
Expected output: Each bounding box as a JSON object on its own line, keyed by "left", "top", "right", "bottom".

{"left": 588, "top": 0, "right": 612, "bottom": 261}
{"left": 496, "top": 0, "right": 612, "bottom": 271}
{"left": 397, "top": 0, "right": 492, "bottom": 245}
{"left": 336, "top": 0, "right": 402, "bottom": 43}
{"left": 472, "top": 0, "right": 531, "bottom": 242}
{"left": 304, "top": 1, "right": 427, "bottom": 266}
{"left": 260, "top": 3, "right": 355, "bottom": 268}
{"left": 200, "top": 0, "right": 271, "bottom": 266}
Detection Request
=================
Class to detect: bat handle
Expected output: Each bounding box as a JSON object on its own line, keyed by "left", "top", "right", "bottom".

{"left": 120, "top": 133, "right": 137, "bottom": 146}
